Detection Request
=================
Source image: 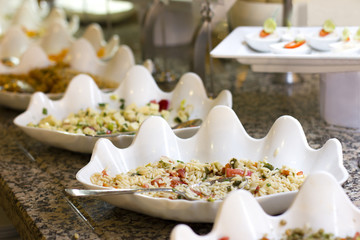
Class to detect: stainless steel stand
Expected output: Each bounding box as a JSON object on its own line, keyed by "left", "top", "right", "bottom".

{"left": 281, "top": 0, "right": 301, "bottom": 84}
{"left": 192, "top": 0, "right": 215, "bottom": 96}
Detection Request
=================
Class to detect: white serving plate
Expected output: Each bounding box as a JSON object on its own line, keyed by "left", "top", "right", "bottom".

{"left": 171, "top": 172, "right": 358, "bottom": 239}
{"left": 14, "top": 65, "right": 232, "bottom": 153}
{"left": 75, "top": 106, "right": 348, "bottom": 222}
{"left": 211, "top": 26, "right": 360, "bottom": 73}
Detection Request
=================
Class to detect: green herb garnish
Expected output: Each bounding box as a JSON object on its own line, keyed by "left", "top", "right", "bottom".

{"left": 264, "top": 163, "right": 274, "bottom": 171}
{"left": 119, "top": 99, "right": 125, "bottom": 110}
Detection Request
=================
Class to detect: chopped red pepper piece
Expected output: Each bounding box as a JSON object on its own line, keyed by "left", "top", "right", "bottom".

{"left": 101, "top": 169, "right": 108, "bottom": 176}
{"left": 254, "top": 186, "right": 260, "bottom": 194}
{"left": 151, "top": 178, "right": 166, "bottom": 187}
{"left": 259, "top": 29, "right": 270, "bottom": 38}
{"left": 226, "top": 168, "right": 245, "bottom": 177}
{"left": 218, "top": 237, "right": 230, "bottom": 240}
{"left": 319, "top": 29, "right": 330, "bottom": 37}
{"left": 177, "top": 168, "right": 186, "bottom": 178}
{"left": 158, "top": 99, "right": 169, "bottom": 111}
{"left": 284, "top": 40, "right": 306, "bottom": 49}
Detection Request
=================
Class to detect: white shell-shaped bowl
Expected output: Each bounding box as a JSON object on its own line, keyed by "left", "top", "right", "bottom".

{"left": 82, "top": 23, "right": 120, "bottom": 60}
{"left": 66, "top": 38, "right": 134, "bottom": 84}
{"left": 171, "top": 172, "right": 357, "bottom": 239}
{"left": 0, "top": 25, "right": 134, "bottom": 110}
{"left": 75, "top": 106, "right": 348, "bottom": 222}
{"left": 1, "top": 21, "right": 120, "bottom": 63}
{"left": 42, "top": 7, "right": 79, "bottom": 35}
{"left": 14, "top": 65, "right": 232, "bottom": 153}
{"left": 10, "top": 0, "right": 46, "bottom": 31}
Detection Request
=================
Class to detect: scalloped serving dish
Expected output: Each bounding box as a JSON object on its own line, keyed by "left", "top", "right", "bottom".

{"left": 171, "top": 172, "right": 358, "bottom": 239}
{"left": 14, "top": 65, "right": 232, "bottom": 153}
{"left": 74, "top": 106, "right": 348, "bottom": 222}
{"left": 0, "top": 23, "right": 134, "bottom": 110}
{"left": 0, "top": 21, "right": 119, "bottom": 63}
{"left": 1, "top": 1, "right": 78, "bottom": 37}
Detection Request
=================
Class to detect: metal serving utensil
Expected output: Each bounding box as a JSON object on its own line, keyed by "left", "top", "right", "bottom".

{"left": 90, "top": 118, "right": 202, "bottom": 138}
{"left": 1, "top": 57, "right": 20, "bottom": 67}
{"left": 65, "top": 188, "right": 196, "bottom": 200}
{"left": 65, "top": 177, "right": 248, "bottom": 201}
{"left": 0, "top": 79, "right": 35, "bottom": 93}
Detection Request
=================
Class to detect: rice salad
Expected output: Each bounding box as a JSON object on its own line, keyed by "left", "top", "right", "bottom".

{"left": 90, "top": 156, "right": 306, "bottom": 201}
{"left": 27, "top": 98, "right": 193, "bottom": 136}
{"left": 261, "top": 224, "right": 360, "bottom": 240}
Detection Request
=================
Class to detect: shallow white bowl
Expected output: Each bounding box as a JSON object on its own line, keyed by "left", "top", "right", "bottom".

{"left": 171, "top": 172, "right": 357, "bottom": 239}
{"left": 245, "top": 32, "right": 281, "bottom": 52}
{"left": 75, "top": 106, "right": 347, "bottom": 222}
{"left": 270, "top": 41, "right": 311, "bottom": 55}
{"left": 306, "top": 30, "right": 340, "bottom": 51}
{"left": 330, "top": 41, "right": 360, "bottom": 55}
{"left": 14, "top": 65, "right": 232, "bottom": 153}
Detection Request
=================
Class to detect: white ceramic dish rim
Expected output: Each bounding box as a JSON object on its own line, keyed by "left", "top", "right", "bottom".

{"left": 13, "top": 65, "right": 232, "bottom": 153}
{"left": 211, "top": 26, "right": 360, "bottom": 61}
{"left": 170, "top": 171, "right": 359, "bottom": 240}
{"left": 74, "top": 105, "right": 348, "bottom": 222}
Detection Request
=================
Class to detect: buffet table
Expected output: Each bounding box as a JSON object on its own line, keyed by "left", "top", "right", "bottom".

{"left": 1, "top": 10, "right": 360, "bottom": 238}
{"left": 1, "top": 60, "right": 360, "bottom": 239}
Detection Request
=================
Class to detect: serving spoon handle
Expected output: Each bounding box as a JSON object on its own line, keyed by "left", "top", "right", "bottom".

{"left": 65, "top": 188, "right": 194, "bottom": 200}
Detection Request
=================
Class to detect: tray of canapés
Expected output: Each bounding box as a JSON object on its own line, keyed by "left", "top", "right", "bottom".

{"left": 211, "top": 18, "right": 360, "bottom": 68}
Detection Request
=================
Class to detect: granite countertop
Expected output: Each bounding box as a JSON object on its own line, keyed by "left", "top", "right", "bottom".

{"left": 1, "top": 18, "right": 360, "bottom": 239}
{"left": 1, "top": 64, "right": 360, "bottom": 239}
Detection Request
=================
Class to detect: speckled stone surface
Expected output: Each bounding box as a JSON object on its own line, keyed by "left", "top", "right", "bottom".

{"left": 1, "top": 19, "right": 360, "bottom": 239}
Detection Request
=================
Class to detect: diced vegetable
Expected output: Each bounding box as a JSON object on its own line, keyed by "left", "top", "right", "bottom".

{"left": 284, "top": 40, "right": 306, "bottom": 49}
